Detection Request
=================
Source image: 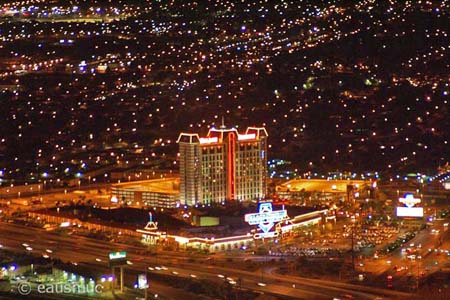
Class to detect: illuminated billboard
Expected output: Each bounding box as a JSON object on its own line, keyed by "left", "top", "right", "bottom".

{"left": 109, "top": 251, "right": 128, "bottom": 267}
{"left": 396, "top": 207, "right": 424, "bottom": 217}
{"left": 109, "top": 251, "right": 127, "bottom": 260}
{"left": 396, "top": 194, "right": 423, "bottom": 218}
{"left": 244, "top": 202, "right": 287, "bottom": 238}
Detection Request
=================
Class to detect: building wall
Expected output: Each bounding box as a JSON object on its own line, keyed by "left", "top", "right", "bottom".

{"left": 201, "top": 145, "right": 226, "bottom": 204}
{"left": 112, "top": 187, "right": 134, "bottom": 203}
{"left": 179, "top": 142, "right": 201, "bottom": 206}
{"left": 141, "top": 191, "right": 178, "bottom": 208}
{"left": 235, "top": 139, "right": 267, "bottom": 201}
{"left": 111, "top": 187, "right": 178, "bottom": 208}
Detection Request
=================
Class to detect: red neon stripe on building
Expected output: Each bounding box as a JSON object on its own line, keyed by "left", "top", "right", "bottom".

{"left": 227, "top": 132, "right": 236, "bottom": 200}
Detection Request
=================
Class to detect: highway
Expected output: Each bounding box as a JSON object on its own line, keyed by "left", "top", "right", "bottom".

{"left": 0, "top": 222, "right": 414, "bottom": 300}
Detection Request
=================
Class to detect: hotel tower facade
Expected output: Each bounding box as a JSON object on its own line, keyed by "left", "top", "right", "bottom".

{"left": 177, "top": 125, "right": 268, "bottom": 206}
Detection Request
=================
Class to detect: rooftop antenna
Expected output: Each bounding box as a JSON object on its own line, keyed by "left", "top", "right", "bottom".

{"left": 220, "top": 116, "right": 226, "bottom": 129}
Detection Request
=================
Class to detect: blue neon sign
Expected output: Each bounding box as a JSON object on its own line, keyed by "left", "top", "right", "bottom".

{"left": 244, "top": 202, "right": 287, "bottom": 234}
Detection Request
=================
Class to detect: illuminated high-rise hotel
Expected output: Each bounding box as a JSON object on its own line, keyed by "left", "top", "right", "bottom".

{"left": 177, "top": 125, "right": 268, "bottom": 206}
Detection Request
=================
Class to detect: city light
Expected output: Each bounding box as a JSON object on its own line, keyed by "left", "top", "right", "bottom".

{"left": 0, "top": 1, "right": 448, "bottom": 299}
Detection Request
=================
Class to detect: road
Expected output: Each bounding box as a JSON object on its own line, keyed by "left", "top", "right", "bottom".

{"left": 361, "top": 219, "right": 450, "bottom": 278}
{"left": 0, "top": 222, "right": 414, "bottom": 300}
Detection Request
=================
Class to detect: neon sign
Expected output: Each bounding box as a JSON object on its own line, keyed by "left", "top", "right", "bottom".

{"left": 199, "top": 137, "right": 218, "bottom": 144}
{"left": 238, "top": 133, "right": 256, "bottom": 141}
{"left": 245, "top": 202, "right": 287, "bottom": 237}
{"left": 399, "top": 193, "right": 421, "bottom": 208}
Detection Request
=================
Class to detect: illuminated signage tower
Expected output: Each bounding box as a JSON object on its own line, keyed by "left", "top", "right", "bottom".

{"left": 396, "top": 193, "right": 423, "bottom": 218}
{"left": 177, "top": 125, "right": 268, "bottom": 206}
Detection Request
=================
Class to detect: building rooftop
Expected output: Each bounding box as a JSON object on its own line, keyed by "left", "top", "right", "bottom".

{"left": 177, "top": 126, "right": 267, "bottom": 144}
{"left": 112, "top": 177, "right": 180, "bottom": 194}
{"left": 276, "top": 179, "right": 369, "bottom": 194}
